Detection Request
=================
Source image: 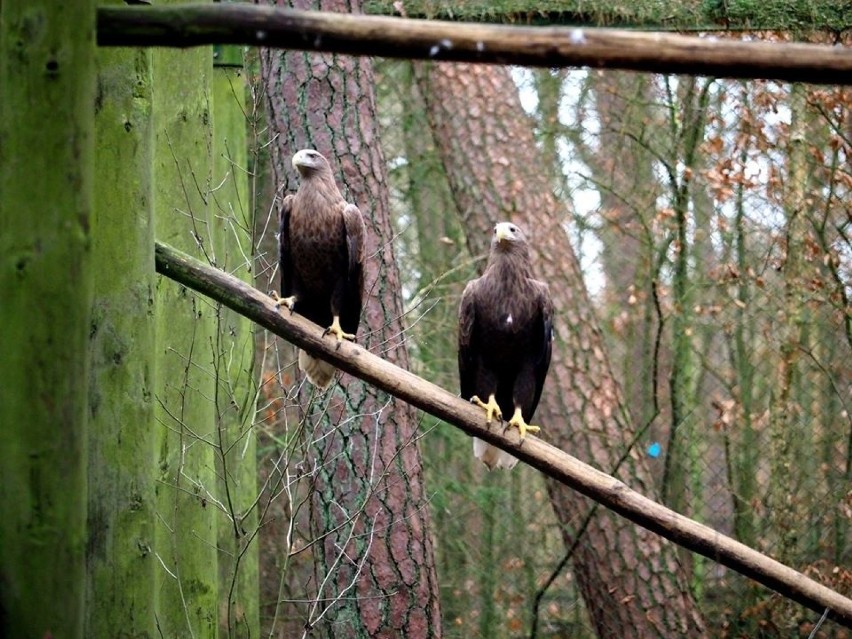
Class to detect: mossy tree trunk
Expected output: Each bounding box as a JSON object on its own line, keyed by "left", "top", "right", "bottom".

{"left": 260, "top": 1, "right": 442, "bottom": 636}
{"left": 85, "top": 7, "right": 157, "bottom": 635}
{"left": 416, "top": 61, "right": 708, "bottom": 638}
{"left": 0, "top": 2, "right": 96, "bottom": 637}
{"left": 151, "top": 1, "right": 219, "bottom": 634}
{"left": 210, "top": 47, "right": 260, "bottom": 637}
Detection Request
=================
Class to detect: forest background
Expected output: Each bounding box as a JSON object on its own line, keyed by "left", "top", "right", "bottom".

{"left": 0, "top": 0, "right": 849, "bottom": 638}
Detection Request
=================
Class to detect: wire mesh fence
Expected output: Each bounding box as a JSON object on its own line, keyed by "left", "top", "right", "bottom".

{"left": 242, "top": 39, "right": 850, "bottom": 639}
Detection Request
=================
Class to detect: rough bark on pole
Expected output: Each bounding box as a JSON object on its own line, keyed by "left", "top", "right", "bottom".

{"left": 260, "top": 1, "right": 442, "bottom": 632}
{"left": 154, "top": 240, "right": 852, "bottom": 629}
{"left": 85, "top": 9, "right": 157, "bottom": 635}
{"left": 96, "top": 4, "right": 852, "bottom": 85}
{"left": 0, "top": 2, "right": 96, "bottom": 637}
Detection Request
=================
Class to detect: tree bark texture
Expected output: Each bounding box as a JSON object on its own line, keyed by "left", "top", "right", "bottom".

{"left": 151, "top": 1, "right": 219, "bottom": 634}
{"left": 0, "top": 2, "right": 96, "bottom": 637}
{"left": 260, "top": 1, "right": 442, "bottom": 636}
{"left": 415, "top": 61, "right": 708, "bottom": 638}
{"left": 211, "top": 51, "right": 260, "bottom": 637}
{"left": 85, "top": 16, "right": 157, "bottom": 636}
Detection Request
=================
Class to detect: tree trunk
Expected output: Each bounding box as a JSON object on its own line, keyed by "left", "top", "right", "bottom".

{"left": 416, "top": 62, "right": 707, "bottom": 638}
{"left": 151, "top": 1, "right": 219, "bottom": 634}
{"left": 767, "top": 82, "right": 808, "bottom": 565}
{"left": 211, "top": 48, "right": 260, "bottom": 637}
{"left": 260, "top": 2, "right": 442, "bottom": 636}
{"left": 0, "top": 2, "right": 96, "bottom": 637}
{"left": 85, "top": 16, "right": 157, "bottom": 636}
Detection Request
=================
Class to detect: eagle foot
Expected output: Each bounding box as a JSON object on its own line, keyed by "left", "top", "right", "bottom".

{"left": 470, "top": 394, "right": 502, "bottom": 425}
{"left": 324, "top": 316, "right": 356, "bottom": 342}
{"left": 271, "top": 292, "right": 297, "bottom": 312}
{"left": 506, "top": 407, "right": 541, "bottom": 441}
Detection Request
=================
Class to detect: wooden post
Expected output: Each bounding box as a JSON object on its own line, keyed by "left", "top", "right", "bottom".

{"left": 151, "top": 1, "right": 219, "bottom": 634}
{"left": 0, "top": 1, "right": 97, "bottom": 637}
{"left": 85, "top": 3, "right": 158, "bottom": 634}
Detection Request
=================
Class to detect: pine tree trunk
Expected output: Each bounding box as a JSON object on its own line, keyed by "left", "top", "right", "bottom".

{"left": 0, "top": 2, "right": 96, "bottom": 637}
{"left": 151, "top": 1, "right": 219, "bottom": 634}
{"left": 211, "top": 48, "right": 260, "bottom": 637}
{"left": 416, "top": 61, "right": 708, "bottom": 638}
{"left": 85, "top": 19, "right": 157, "bottom": 636}
{"left": 260, "top": 1, "right": 442, "bottom": 636}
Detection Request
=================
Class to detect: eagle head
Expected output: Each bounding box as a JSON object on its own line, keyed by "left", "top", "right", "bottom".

{"left": 492, "top": 222, "right": 526, "bottom": 249}
{"left": 292, "top": 149, "right": 327, "bottom": 177}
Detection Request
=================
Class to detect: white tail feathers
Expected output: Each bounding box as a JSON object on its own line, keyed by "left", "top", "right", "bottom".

{"left": 298, "top": 350, "right": 336, "bottom": 388}
{"left": 473, "top": 437, "right": 519, "bottom": 470}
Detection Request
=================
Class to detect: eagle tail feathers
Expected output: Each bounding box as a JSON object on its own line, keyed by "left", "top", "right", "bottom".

{"left": 473, "top": 437, "right": 519, "bottom": 470}
{"left": 298, "top": 350, "right": 335, "bottom": 388}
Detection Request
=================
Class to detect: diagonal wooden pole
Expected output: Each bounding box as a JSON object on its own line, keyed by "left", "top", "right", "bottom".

{"left": 97, "top": 5, "right": 852, "bottom": 85}
{"left": 155, "top": 240, "right": 852, "bottom": 628}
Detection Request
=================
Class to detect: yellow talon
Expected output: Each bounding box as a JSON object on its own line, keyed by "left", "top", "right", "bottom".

{"left": 272, "top": 292, "right": 297, "bottom": 312}
{"left": 506, "top": 407, "right": 541, "bottom": 441}
{"left": 324, "top": 316, "right": 356, "bottom": 342}
{"left": 470, "top": 394, "right": 502, "bottom": 425}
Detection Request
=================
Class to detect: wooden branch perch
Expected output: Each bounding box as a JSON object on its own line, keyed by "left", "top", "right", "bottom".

{"left": 98, "top": 5, "right": 852, "bottom": 85}
{"left": 155, "top": 240, "right": 852, "bottom": 627}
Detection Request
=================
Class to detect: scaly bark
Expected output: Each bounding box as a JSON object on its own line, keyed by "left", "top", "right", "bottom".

{"left": 85, "top": 20, "right": 157, "bottom": 636}
{"left": 260, "top": 1, "right": 442, "bottom": 636}
{"left": 416, "top": 62, "right": 707, "bottom": 638}
{"left": 151, "top": 1, "right": 219, "bottom": 634}
{"left": 0, "top": 2, "right": 96, "bottom": 637}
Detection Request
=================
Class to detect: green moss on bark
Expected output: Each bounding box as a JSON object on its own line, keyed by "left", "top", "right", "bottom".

{"left": 85, "top": 26, "right": 157, "bottom": 637}
{"left": 0, "top": 2, "right": 96, "bottom": 637}
{"left": 211, "top": 58, "right": 259, "bottom": 637}
{"left": 151, "top": 2, "right": 218, "bottom": 635}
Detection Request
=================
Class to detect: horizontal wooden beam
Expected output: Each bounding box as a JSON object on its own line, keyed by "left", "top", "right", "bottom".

{"left": 98, "top": 5, "right": 852, "bottom": 84}
{"left": 363, "top": 0, "right": 851, "bottom": 31}
{"left": 154, "top": 240, "right": 852, "bottom": 627}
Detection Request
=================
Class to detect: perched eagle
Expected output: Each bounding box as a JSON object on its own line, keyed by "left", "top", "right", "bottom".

{"left": 458, "top": 222, "right": 553, "bottom": 469}
{"left": 276, "top": 149, "right": 366, "bottom": 388}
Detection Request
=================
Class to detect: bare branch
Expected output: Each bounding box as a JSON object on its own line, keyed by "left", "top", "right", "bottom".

{"left": 155, "top": 239, "right": 852, "bottom": 628}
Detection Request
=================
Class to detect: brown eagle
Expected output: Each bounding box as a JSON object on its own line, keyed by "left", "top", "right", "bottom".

{"left": 458, "top": 222, "right": 553, "bottom": 469}
{"left": 276, "top": 149, "right": 366, "bottom": 388}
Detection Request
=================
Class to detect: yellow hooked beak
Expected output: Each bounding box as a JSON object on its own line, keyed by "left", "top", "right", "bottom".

{"left": 494, "top": 223, "right": 512, "bottom": 244}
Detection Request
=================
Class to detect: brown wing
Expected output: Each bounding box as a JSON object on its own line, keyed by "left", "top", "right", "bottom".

{"left": 278, "top": 194, "right": 294, "bottom": 298}
{"left": 457, "top": 278, "right": 480, "bottom": 401}
{"left": 339, "top": 202, "right": 366, "bottom": 334}
{"left": 529, "top": 279, "right": 553, "bottom": 416}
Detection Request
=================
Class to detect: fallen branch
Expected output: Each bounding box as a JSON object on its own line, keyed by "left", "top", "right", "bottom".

{"left": 155, "top": 240, "right": 852, "bottom": 627}
{"left": 98, "top": 5, "right": 852, "bottom": 85}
